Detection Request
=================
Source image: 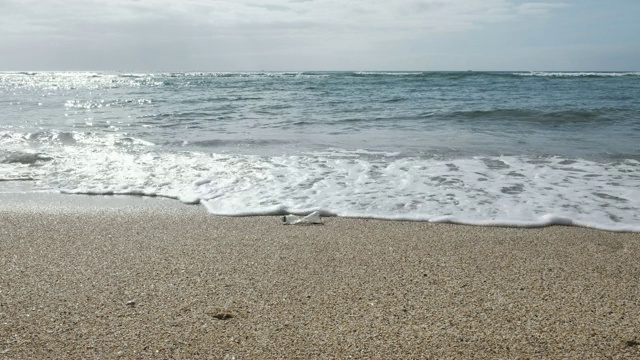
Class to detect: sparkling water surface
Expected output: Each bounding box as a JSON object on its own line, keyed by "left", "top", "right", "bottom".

{"left": 1, "top": 71, "right": 639, "bottom": 230}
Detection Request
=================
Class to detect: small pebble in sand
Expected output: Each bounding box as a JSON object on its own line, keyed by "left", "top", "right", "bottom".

{"left": 213, "top": 313, "right": 234, "bottom": 320}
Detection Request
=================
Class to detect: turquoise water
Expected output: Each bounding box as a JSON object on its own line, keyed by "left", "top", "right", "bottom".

{"left": 1, "top": 71, "right": 639, "bottom": 230}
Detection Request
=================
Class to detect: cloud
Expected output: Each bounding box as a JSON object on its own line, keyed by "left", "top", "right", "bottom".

{"left": 1, "top": 0, "right": 569, "bottom": 36}
{"left": 0, "top": 0, "right": 573, "bottom": 70}
{"left": 516, "top": 2, "right": 569, "bottom": 15}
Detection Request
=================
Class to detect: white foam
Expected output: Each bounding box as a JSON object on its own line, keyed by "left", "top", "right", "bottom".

{"left": 2, "top": 130, "right": 639, "bottom": 231}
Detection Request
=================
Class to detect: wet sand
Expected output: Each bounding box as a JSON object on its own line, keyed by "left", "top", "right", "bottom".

{"left": 1, "top": 194, "right": 639, "bottom": 358}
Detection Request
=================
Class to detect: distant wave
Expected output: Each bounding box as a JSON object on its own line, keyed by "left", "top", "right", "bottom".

{"left": 4, "top": 72, "right": 637, "bottom": 90}
{"left": 160, "top": 72, "right": 327, "bottom": 78}
{"left": 351, "top": 71, "right": 427, "bottom": 77}
{"left": 345, "top": 71, "right": 640, "bottom": 79}
{"left": 513, "top": 71, "right": 640, "bottom": 77}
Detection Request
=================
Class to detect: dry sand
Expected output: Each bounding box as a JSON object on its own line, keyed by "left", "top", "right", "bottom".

{"left": 1, "top": 194, "right": 639, "bottom": 358}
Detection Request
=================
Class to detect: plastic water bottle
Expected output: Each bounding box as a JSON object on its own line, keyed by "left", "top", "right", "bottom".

{"left": 281, "top": 211, "right": 322, "bottom": 225}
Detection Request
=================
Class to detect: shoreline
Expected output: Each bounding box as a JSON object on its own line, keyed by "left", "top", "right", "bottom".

{"left": 2, "top": 191, "right": 638, "bottom": 233}
{"left": 0, "top": 192, "right": 203, "bottom": 213}
{"left": 1, "top": 193, "right": 640, "bottom": 357}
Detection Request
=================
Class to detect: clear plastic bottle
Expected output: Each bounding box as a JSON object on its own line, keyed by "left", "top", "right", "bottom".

{"left": 281, "top": 211, "right": 322, "bottom": 225}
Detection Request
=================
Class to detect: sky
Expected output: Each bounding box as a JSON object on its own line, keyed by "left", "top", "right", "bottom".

{"left": 1, "top": 0, "right": 638, "bottom": 71}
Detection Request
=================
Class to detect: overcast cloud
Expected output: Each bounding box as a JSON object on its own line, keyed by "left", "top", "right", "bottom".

{"left": 1, "top": 0, "right": 638, "bottom": 71}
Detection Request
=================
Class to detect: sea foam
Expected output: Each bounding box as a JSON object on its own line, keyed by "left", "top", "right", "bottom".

{"left": 2, "top": 131, "right": 637, "bottom": 231}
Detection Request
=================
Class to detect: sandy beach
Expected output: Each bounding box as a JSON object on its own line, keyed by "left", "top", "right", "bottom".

{"left": 1, "top": 194, "right": 639, "bottom": 358}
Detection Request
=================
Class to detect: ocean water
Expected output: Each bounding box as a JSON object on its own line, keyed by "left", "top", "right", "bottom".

{"left": 1, "top": 71, "right": 639, "bottom": 231}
